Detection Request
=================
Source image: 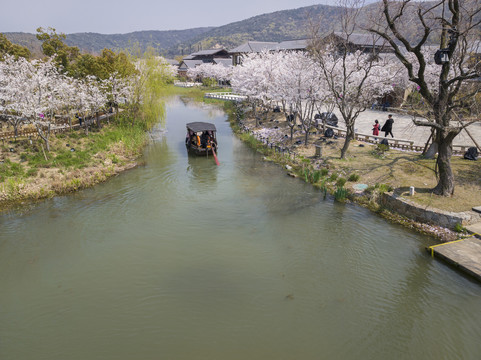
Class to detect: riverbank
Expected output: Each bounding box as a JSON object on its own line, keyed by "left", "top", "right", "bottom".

{"left": 0, "top": 115, "right": 148, "bottom": 211}
{"left": 227, "top": 106, "right": 481, "bottom": 242}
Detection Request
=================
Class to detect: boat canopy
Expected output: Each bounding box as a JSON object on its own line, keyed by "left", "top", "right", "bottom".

{"left": 186, "top": 122, "right": 217, "bottom": 133}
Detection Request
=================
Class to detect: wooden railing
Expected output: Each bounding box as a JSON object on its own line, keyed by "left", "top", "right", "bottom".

{"left": 0, "top": 112, "right": 115, "bottom": 141}
{"left": 174, "top": 81, "right": 202, "bottom": 88}
{"left": 321, "top": 125, "right": 470, "bottom": 155}
{"left": 323, "top": 125, "right": 414, "bottom": 149}
{"left": 204, "top": 92, "right": 247, "bottom": 102}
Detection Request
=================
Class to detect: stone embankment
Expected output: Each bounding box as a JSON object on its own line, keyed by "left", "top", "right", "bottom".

{"left": 381, "top": 192, "right": 481, "bottom": 229}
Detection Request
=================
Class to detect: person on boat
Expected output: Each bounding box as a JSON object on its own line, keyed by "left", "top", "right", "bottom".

{"left": 201, "top": 132, "right": 209, "bottom": 148}
{"left": 207, "top": 133, "right": 216, "bottom": 150}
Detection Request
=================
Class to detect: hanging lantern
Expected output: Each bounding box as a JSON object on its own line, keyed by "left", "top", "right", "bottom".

{"left": 434, "top": 49, "right": 450, "bottom": 65}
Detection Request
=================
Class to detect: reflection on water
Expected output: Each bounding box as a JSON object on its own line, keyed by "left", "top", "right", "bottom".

{"left": 0, "top": 96, "right": 481, "bottom": 360}
{"left": 186, "top": 154, "right": 218, "bottom": 191}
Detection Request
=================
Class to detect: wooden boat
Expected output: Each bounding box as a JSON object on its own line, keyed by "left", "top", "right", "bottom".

{"left": 185, "top": 122, "right": 218, "bottom": 156}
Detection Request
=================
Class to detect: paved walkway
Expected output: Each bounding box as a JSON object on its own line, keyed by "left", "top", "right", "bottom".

{"left": 333, "top": 108, "right": 481, "bottom": 148}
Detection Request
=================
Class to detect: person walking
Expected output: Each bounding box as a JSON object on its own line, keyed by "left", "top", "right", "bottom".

{"left": 381, "top": 114, "right": 394, "bottom": 138}
{"left": 372, "top": 120, "right": 380, "bottom": 136}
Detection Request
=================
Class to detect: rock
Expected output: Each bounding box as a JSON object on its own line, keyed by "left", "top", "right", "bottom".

{"left": 285, "top": 165, "right": 293, "bottom": 171}
{"left": 464, "top": 147, "right": 478, "bottom": 161}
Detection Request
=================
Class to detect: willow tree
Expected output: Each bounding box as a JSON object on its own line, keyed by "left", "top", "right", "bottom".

{"left": 369, "top": 0, "right": 481, "bottom": 196}
{"left": 127, "top": 47, "right": 176, "bottom": 129}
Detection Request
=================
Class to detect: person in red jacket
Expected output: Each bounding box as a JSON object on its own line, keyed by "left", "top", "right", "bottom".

{"left": 372, "top": 119, "right": 380, "bottom": 136}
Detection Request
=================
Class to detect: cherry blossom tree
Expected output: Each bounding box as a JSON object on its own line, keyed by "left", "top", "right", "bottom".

{"left": 0, "top": 55, "right": 30, "bottom": 137}
{"left": 369, "top": 0, "right": 481, "bottom": 195}
{"left": 83, "top": 75, "right": 107, "bottom": 131}
{"left": 309, "top": 0, "right": 405, "bottom": 158}
{"left": 102, "top": 71, "right": 132, "bottom": 117}
{"left": 271, "top": 51, "right": 325, "bottom": 145}
{"left": 187, "top": 62, "right": 232, "bottom": 85}
{"left": 231, "top": 51, "right": 278, "bottom": 127}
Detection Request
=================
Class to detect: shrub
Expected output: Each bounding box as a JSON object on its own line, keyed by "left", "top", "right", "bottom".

{"left": 320, "top": 179, "right": 328, "bottom": 199}
{"left": 334, "top": 186, "right": 347, "bottom": 201}
{"left": 328, "top": 172, "right": 338, "bottom": 182}
{"left": 312, "top": 170, "right": 321, "bottom": 183}
{"left": 320, "top": 168, "right": 329, "bottom": 177}
{"left": 348, "top": 173, "right": 360, "bottom": 182}
{"left": 375, "top": 183, "right": 393, "bottom": 193}
{"left": 336, "top": 177, "right": 347, "bottom": 187}
{"left": 454, "top": 223, "right": 467, "bottom": 233}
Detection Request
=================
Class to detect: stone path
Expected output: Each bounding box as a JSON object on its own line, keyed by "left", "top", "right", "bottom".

{"left": 333, "top": 108, "right": 481, "bottom": 148}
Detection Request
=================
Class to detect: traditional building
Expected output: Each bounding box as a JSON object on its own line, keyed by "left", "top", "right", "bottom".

{"left": 178, "top": 48, "right": 232, "bottom": 77}
{"left": 183, "top": 49, "right": 231, "bottom": 61}
{"left": 228, "top": 41, "right": 279, "bottom": 65}
{"left": 322, "top": 32, "right": 394, "bottom": 54}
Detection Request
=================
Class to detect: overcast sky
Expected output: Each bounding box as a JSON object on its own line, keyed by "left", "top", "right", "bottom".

{"left": 1, "top": 0, "right": 345, "bottom": 34}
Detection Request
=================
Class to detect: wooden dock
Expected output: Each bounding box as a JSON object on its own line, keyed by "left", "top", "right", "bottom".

{"left": 428, "top": 237, "right": 481, "bottom": 282}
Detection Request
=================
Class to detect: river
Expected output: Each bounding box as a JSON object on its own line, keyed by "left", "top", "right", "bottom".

{"left": 1, "top": 96, "right": 480, "bottom": 360}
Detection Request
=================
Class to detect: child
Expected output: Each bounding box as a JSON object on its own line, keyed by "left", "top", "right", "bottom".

{"left": 372, "top": 120, "right": 380, "bottom": 136}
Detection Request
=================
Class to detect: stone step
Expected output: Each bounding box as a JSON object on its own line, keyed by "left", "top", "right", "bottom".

{"left": 466, "top": 222, "right": 481, "bottom": 239}
{"left": 428, "top": 237, "right": 481, "bottom": 281}
{"left": 473, "top": 206, "right": 481, "bottom": 214}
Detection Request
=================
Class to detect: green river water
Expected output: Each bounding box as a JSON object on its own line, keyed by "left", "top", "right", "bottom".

{"left": 1, "top": 96, "right": 480, "bottom": 360}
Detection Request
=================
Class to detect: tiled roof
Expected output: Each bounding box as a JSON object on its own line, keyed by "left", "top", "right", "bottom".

{"left": 164, "top": 59, "right": 179, "bottom": 66}
{"left": 213, "top": 58, "right": 233, "bottom": 67}
{"left": 277, "top": 39, "right": 310, "bottom": 50}
{"left": 179, "top": 59, "right": 204, "bottom": 69}
{"left": 229, "top": 41, "right": 278, "bottom": 53}
{"left": 189, "top": 49, "right": 228, "bottom": 56}
{"left": 333, "top": 32, "right": 392, "bottom": 48}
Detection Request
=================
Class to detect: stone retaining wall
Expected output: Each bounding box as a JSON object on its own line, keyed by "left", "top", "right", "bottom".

{"left": 381, "top": 192, "right": 481, "bottom": 229}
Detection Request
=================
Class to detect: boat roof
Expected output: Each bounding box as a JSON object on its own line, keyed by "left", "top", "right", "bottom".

{"left": 186, "top": 122, "right": 217, "bottom": 132}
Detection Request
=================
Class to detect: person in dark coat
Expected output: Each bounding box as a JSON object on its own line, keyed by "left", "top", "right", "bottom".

{"left": 381, "top": 114, "right": 394, "bottom": 138}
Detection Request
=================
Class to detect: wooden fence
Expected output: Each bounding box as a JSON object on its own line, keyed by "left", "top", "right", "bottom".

{"left": 322, "top": 124, "right": 469, "bottom": 155}
{"left": 204, "top": 92, "right": 247, "bottom": 102}
{"left": 0, "top": 112, "right": 115, "bottom": 141}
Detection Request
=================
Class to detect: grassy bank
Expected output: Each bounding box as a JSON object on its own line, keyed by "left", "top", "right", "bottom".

{"left": 0, "top": 84, "right": 229, "bottom": 211}
{"left": 0, "top": 113, "right": 152, "bottom": 210}
{"left": 226, "top": 107, "right": 480, "bottom": 241}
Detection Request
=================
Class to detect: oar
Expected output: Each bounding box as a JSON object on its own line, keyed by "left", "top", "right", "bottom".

{"left": 212, "top": 147, "right": 220, "bottom": 166}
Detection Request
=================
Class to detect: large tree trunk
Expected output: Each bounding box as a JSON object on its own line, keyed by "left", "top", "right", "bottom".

{"left": 432, "top": 131, "right": 457, "bottom": 196}
{"left": 340, "top": 124, "right": 354, "bottom": 159}
{"left": 96, "top": 111, "right": 101, "bottom": 129}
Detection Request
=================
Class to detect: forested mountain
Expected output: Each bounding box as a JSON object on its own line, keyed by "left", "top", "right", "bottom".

{"left": 164, "top": 5, "right": 344, "bottom": 57}
{"left": 4, "top": 2, "right": 460, "bottom": 59}
{"left": 4, "top": 27, "right": 215, "bottom": 58}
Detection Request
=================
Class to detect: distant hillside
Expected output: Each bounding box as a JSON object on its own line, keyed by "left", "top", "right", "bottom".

{"left": 4, "top": 27, "right": 215, "bottom": 57}
{"left": 163, "top": 4, "right": 344, "bottom": 57}
{"left": 3, "top": 33, "right": 43, "bottom": 57}
{"left": 4, "top": 1, "right": 458, "bottom": 59}
{"left": 64, "top": 28, "right": 215, "bottom": 54}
